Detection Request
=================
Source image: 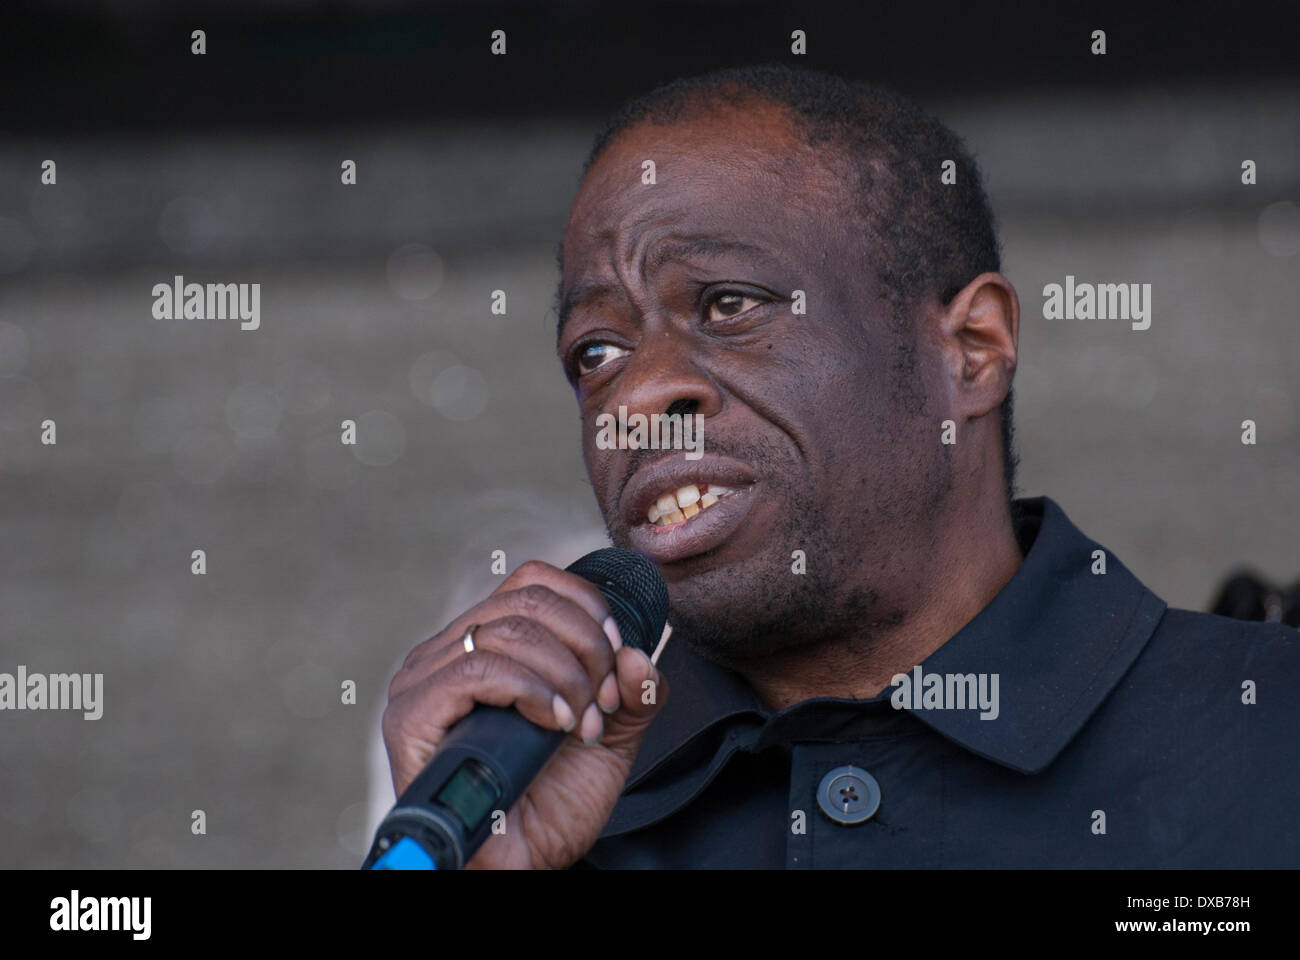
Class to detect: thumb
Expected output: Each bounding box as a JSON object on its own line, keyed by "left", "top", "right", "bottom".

{"left": 599, "top": 644, "right": 669, "bottom": 763}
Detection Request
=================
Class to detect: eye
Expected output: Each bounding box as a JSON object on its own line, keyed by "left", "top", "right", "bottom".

{"left": 704, "top": 289, "right": 765, "bottom": 323}
{"left": 576, "top": 341, "right": 630, "bottom": 375}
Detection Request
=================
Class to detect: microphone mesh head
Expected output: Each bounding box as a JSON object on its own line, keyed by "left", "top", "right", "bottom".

{"left": 566, "top": 548, "right": 669, "bottom": 655}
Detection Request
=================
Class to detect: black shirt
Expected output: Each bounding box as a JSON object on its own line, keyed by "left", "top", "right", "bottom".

{"left": 579, "top": 496, "right": 1299, "bottom": 867}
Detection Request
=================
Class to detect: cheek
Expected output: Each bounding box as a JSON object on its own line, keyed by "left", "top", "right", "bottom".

{"left": 783, "top": 339, "right": 883, "bottom": 423}
{"left": 789, "top": 347, "right": 924, "bottom": 479}
{"left": 577, "top": 415, "right": 600, "bottom": 470}
{"left": 577, "top": 414, "right": 619, "bottom": 500}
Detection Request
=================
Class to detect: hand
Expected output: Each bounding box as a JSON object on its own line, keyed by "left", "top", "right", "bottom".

{"left": 383, "top": 559, "right": 669, "bottom": 869}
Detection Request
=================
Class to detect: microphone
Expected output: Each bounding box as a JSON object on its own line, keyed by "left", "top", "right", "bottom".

{"left": 362, "top": 547, "right": 669, "bottom": 870}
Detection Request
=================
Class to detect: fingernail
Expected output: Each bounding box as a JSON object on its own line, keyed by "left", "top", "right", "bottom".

{"left": 580, "top": 701, "right": 603, "bottom": 744}
{"left": 602, "top": 616, "right": 623, "bottom": 651}
{"left": 597, "top": 672, "right": 620, "bottom": 714}
{"left": 553, "top": 694, "right": 576, "bottom": 732}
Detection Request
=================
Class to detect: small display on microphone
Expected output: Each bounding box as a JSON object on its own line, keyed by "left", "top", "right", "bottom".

{"left": 434, "top": 760, "right": 502, "bottom": 834}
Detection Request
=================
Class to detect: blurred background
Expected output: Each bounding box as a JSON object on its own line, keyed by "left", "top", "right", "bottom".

{"left": 0, "top": 0, "right": 1296, "bottom": 868}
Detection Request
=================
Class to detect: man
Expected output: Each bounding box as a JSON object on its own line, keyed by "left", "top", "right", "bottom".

{"left": 382, "top": 64, "right": 1298, "bottom": 868}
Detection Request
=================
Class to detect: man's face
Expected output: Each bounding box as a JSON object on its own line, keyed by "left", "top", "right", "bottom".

{"left": 557, "top": 98, "right": 954, "bottom": 667}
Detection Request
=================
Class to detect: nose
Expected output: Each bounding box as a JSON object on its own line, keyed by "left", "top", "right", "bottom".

{"left": 612, "top": 329, "right": 724, "bottom": 423}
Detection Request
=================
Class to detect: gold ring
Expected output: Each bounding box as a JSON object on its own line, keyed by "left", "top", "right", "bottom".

{"left": 462, "top": 624, "right": 479, "bottom": 653}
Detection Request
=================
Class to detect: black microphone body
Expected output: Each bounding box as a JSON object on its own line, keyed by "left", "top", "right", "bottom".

{"left": 363, "top": 548, "right": 668, "bottom": 870}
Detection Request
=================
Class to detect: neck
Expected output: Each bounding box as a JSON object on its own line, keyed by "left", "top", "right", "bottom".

{"left": 741, "top": 493, "right": 1025, "bottom": 712}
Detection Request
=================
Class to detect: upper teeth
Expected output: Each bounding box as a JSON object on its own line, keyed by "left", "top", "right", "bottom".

{"left": 647, "top": 484, "right": 737, "bottom": 525}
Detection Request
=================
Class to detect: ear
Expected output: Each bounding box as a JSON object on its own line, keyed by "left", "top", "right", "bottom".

{"left": 936, "top": 272, "right": 1019, "bottom": 422}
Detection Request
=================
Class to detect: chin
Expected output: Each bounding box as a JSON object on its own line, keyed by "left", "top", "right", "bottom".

{"left": 664, "top": 575, "right": 740, "bottom": 623}
{"left": 665, "top": 558, "right": 798, "bottom": 640}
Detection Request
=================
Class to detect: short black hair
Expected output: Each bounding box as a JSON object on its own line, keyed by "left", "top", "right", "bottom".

{"left": 567, "top": 62, "right": 1018, "bottom": 506}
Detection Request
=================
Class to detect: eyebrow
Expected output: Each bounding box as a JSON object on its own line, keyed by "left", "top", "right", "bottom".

{"left": 556, "top": 235, "right": 773, "bottom": 340}
{"left": 557, "top": 280, "right": 620, "bottom": 343}
{"left": 646, "top": 236, "right": 770, "bottom": 272}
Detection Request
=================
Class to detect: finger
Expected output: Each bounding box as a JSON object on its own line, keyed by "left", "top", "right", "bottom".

{"left": 391, "top": 584, "right": 616, "bottom": 698}
{"left": 394, "top": 560, "right": 620, "bottom": 693}
{"left": 462, "top": 615, "right": 601, "bottom": 736}
{"left": 495, "top": 560, "right": 619, "bottom": 647}
{"left": 597, "top": 646, "right": 670, "bottom": 764}
{"left": 382, "top": 649, "right": 568, "bottom": 797}
{"left": 610, "top": 646, "right": 669, "bottom": 726}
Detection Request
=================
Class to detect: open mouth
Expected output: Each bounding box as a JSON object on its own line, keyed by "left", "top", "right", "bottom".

{"left": 645, "top": 483, "right": 745, "bottom": 528}
{"left": 621, "top": 456, "right": 760, "bottom": 565}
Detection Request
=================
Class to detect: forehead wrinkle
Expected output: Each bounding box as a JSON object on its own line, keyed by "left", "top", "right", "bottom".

{"left": 558, "top": 116, "right": 835, "bottom": 343}
{"left": 645, "top": 235, "right": 772, "bottom": 275}
{"left": 559, "top": 222, "right": 811, "bottom": 344}
{"left": 612, "top": 223, "right": 769, "bottom": 319}
{"left": 557, "top": 221, "right": 621, "bottom": 340}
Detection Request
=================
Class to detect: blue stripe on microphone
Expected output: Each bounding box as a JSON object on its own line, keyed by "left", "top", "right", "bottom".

{"left": 369, "top": 836, "right": 437, "bottom": 870}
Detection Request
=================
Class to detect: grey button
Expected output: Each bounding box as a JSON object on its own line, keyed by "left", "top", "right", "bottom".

{"left": 816, "top": 765, "right": 881, "bottom": 825}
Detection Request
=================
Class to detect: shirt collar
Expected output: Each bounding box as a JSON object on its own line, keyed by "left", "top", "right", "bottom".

{"left": 624, "top": 495, "right": 1167, "bottom": 787}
